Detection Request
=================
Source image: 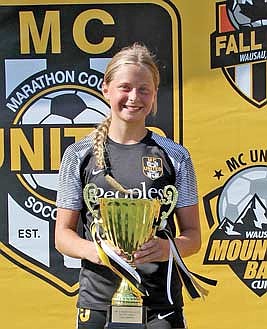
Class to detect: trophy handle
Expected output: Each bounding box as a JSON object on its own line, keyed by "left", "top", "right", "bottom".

{"left": 83, "top": 183, "right": 99, "bottom": 219}
{"left": 157, "top": 185, "right": 178, "bottom": 229}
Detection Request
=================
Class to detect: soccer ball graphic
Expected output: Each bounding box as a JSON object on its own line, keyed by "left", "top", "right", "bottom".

{"left": 20, "top": 89, "right": 109, "bottom": 125}
{"left": 19, "top": 88, "right": 110, "bottom": 198}
{"left": 227, "top": 0, "right": 267, "bottom": 29}
{"left": 217, "top": 166, "right": 267, "bottom": 223}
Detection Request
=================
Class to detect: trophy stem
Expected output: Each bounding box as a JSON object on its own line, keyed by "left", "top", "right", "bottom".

{"left": 112, "top": 278, "right": 142, "bottom": 307}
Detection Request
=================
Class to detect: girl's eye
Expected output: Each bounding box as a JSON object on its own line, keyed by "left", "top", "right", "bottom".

{"left": 139, "top": 87, "right": 150, "bottom": 94}
{"left": 119, "top": 85, "right": 130, "bottom": 91}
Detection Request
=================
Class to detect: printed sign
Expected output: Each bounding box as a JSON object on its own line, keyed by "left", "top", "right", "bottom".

{"left": 203, "top": 153, "right": 267, "bottom": 297}
{"left": 210, "top": 0, "right": 267, "bottom": 107}
{"left": 0, "top": 2, "right": 181, "bottom": 295}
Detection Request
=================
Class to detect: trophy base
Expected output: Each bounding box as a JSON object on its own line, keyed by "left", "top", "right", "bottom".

{"left": 105, "top": 324, "right": 146, "bottom": 329}
{"left": 104, "top": 305, "right": 147, "bottom": 329}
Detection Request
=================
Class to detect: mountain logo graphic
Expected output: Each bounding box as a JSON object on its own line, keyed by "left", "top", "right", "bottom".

{"left": 203, "top": 165, "right": 267, "bottom": 297}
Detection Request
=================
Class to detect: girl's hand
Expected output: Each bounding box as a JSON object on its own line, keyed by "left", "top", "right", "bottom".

{"left": 133, "top": 237, "right": 170, "bottom": 265}
{"left": 92, "top": 242, "right": 125, "bottom": 265}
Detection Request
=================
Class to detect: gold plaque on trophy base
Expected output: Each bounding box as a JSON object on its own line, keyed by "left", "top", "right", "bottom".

{"left": 112, "top": 306, "right": 143, "bottom": 323}
{"left": 105, "top": 305, "right": 147, "bottom": 329}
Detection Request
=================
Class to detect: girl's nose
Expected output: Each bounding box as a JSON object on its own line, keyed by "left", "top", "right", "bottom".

{"left": 128, "top": 88, "right": 138, "bottom": 102}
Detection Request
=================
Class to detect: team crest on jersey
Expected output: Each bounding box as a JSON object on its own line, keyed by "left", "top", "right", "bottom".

{"left": 203, "top": 154, "right": 267, "bottom": 297}
{"left": 142, "top": 157, "right": 163, "bottom": 180}
{"left": 210, "top": 1, "right": 267, "bottom": 108}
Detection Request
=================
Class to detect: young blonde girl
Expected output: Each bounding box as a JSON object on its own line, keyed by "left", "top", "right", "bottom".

{"left": 55, "top": 43, "right": 201, "bottom": 329}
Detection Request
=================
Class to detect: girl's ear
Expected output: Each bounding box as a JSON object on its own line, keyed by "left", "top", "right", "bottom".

{"left": 102, "top": 82, "right": 110, "bottom": 100}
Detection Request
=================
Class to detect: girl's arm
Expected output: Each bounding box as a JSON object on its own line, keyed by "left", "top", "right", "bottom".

{"left": 55, "top": 208, "right": 101, "bottom": 264}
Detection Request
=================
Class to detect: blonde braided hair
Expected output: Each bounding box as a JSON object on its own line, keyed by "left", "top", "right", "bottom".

{"left": 93, "top": 43, "right": 160, "bottom": 193}
{"left": 93, "top": 116, "right": 111, "bottom": 169}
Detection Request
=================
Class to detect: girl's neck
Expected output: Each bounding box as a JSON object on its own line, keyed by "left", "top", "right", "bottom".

{"left": 108, "top": 121, "right": 147, "bottom": 145}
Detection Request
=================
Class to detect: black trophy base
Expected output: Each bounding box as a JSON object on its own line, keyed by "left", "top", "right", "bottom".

{"left": 104, "top": 305, "right": 147, "bottom": 329}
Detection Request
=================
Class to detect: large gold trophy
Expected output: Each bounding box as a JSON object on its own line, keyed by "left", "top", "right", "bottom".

{"left": 83, "top": 183, "right": 178, "bottom": 329}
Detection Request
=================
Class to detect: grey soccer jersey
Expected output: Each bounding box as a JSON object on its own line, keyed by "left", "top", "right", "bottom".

{"left": 56, "top": 130, "right": 198, "bottom": 311}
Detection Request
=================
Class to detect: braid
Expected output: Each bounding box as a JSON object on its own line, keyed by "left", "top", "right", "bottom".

{"left": 93, "top": 116, "right": 111, "bottom": 169}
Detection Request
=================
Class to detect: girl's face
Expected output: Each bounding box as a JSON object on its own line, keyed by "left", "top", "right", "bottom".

{"left": 102, "top": 64, "right": 157, "bottom": 124}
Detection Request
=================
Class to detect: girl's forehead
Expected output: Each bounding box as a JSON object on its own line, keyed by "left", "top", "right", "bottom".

{"left": 111, "top": 63, "right": 154, "bottom": 82}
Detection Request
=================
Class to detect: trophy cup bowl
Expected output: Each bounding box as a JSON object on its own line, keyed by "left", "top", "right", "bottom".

{"left": 99, "top": 198, "right": 161, "bottom": 264}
